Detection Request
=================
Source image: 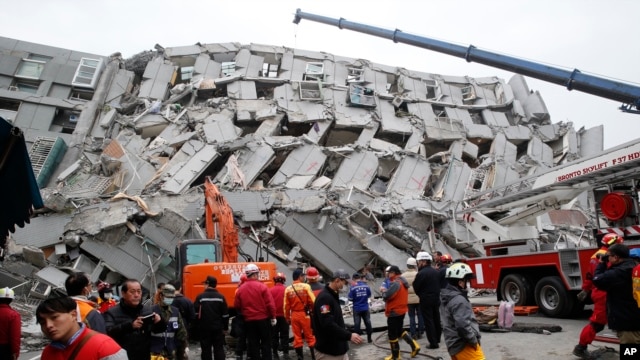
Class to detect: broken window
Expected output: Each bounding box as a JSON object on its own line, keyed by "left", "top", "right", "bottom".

{"left": 346, "top": 67, "right": 364, "bottom": 83}
{"left": 262, "top": 63, "right": 279, "bottom": 78}
{"left": 461, "top": 85, "right": 477, "bottom": 104}
{"left": 15, "top": 59, "right": 45, "bottom": 79}
{"left": 13, "top": 80, "right": 39, "bottom": 94}
{"left": 424, "top": 79, "right": 439, "bottom": 100}
{"left": 72, "top": 58, "right": 104, "bottom": 89}
{"left": 221, "top": 61, "right": 236, "bottom": 76}
{"left": 27, "top": 53, "right": 52, "bottom": 62}
{"left": 180, "top": 66, "right": 194, "bottom": 82}
{"left": 298, "top": 81, "right": 322, "bottom": 101}
{"left": 69, "top": 89, "right": 94, "bottom": 101}
{"left": 348, "top": 83, "right": 376, "bottom": 108}
{"left": 0, "top": 98, "right": 19, "bottom": 123}
{"left": 303, "top": 62, "right": 325, "bottom": 82}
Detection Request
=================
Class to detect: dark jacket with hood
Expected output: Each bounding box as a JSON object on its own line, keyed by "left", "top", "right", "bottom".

{"left": 439, "top": 283, "right": 481, "bottom": 357}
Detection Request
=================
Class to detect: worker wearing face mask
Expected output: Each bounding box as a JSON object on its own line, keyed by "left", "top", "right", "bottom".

{"left": 150, "top": 283, "right": 189, "bottom": 360}
{"left": 97, "top": 282, "right": 118, "bottom": 314}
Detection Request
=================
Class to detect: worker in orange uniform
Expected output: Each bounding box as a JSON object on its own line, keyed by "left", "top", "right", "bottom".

{"left": 270, "top": 272, "right": 290, "bottom": 359}
{"left": 284, "top": 268, "right": 316, "bottom": 360}
{"left": 305, "top": 267, "right": 323, "bottom": 297}
{"left": 573, "top": 233, "right": 623, "bottom": 358}
{"left": 97, "top": 282, "right": 118, "bottom": 314}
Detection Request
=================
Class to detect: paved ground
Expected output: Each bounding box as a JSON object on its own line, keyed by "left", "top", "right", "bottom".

{"left": 20, "top": 293, "right": 620, "bottom": 359}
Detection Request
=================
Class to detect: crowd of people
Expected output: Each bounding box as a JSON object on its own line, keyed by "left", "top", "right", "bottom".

{"left": 2, "top": 239, "right": 640, "bottom": 360}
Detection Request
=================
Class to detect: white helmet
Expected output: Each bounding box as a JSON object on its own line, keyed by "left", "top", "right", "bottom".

{"left": 244, "top": 263, "right": 260, "bottom": 275}
{"left": 416, "top": 252, "right": 432, "bottom": 261}
{"left": 0, "top": 287, "right": 15, "bottom": 299}
{"left": 406, "top": 257, "right": 417, "bottom": 266}
{"left": 445, "top": 263, "right": 475, "bottom": 280}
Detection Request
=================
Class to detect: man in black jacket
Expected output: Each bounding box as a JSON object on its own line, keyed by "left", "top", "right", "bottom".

{"left": 311, "top": 269, "right": 363, "bottom": 359}
{"left": 412, "top": 251, "right": 442, "bottom": 349}
{"left": 592, "top": 243, "right": 640, "bottom": 345}
{"left": 104, "top": 279, "right": 165, "bottom": 360}
{"left": 194, "top": 276, "right": 229, "bottom": 360}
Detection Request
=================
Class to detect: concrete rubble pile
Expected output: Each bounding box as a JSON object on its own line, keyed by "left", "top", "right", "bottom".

{"left": 1, "top": 39, "right": 603, "bottom": 299}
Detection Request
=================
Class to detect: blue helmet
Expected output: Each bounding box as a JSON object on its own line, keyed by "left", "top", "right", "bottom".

{"left": 630, "top": 248, "right": 640, "bottom": 260}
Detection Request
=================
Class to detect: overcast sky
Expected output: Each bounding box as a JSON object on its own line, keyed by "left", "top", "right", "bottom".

{"left": 2, "top": 0, "right": 638, "bottom": 149}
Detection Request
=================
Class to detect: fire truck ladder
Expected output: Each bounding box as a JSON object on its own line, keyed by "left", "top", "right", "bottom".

{"left": 464, "top": 140, "right": 640, "bottom": 212}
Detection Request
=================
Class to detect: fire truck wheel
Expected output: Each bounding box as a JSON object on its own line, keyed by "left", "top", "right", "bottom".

{"left": 500, "top": 274, "right": 531, "bottom": 306}
{"left": 534, "top": 276, "right": 572, "bottom": 318}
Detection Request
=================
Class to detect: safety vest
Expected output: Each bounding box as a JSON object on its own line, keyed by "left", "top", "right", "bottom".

{"left": 150, "top": 305, "right": 180, "bottom": 355}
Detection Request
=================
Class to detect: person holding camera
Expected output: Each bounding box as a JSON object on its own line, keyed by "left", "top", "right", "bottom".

{"left": 284, "top": 268, "right": 316, "bottom": 360}
{"left": 572, "top": 234, "right": 622, "bottom": 358}
{"left": 104, "top": 279, "right": 164, "bottom": 360}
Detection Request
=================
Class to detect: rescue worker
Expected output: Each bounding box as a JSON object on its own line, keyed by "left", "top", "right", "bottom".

{"left": 97, "top": 282, "right": 117, "bottom": 314}
{"left": 167, "top": 280, "right": 196, "bottom": 341}
{"left": 151, "top": 283, "right": 188, "bottom": 360}
{"left": 402, "top": 257, "right": 424, "bottom": 340}
{"left": 284, "top": 268, "right": 316, "bottom": 360}
{"left": 311, "top": 269, "right": 363, "bottom": 359}
{"left": 194, "top": 276, "right": 229, "bottom": 360}
{"left": 440, "top": 262, "right": 485, "bottom": 360}
{"left": 235, "top": 263, "right": 277, "bottom": 360}
{"left": 631, "top": 248, "right": 640, "bottom": 307}
{"left": 232, "top": 274, "right": 248, "bottom": 360}
{"left": 270, "top": 272, "right": 290, "bottom": 359}
{"left": 593, "top": 244, "right": 640, "bottom": 345}
{"left": 412, "top": 251, "right": 441, "bottom": 349}
{"left": 0, "top": 287, "right": 20, "bottom": 360}
{"left": 64, "top": 272, "right": 106, "bottom": 333}
{"left": 382, "top": 265, "right": 420, "bottom": 360}
{"left": 306, "top": 267, "right": 324, "bottom": 297}
{"left": 438, "top": 254, "right": 453, "bottom": 289}
{"left": 573, "top": 233, "right": 623, "bottom": 358}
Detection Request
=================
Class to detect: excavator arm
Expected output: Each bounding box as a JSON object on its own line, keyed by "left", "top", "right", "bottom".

{"left": 204, "top": 177, "right": 239, "bottom": 263}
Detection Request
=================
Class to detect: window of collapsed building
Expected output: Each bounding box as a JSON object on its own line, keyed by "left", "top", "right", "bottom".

{"left": 346, "top": 67, "right": 364, "bottom": 83}
{"left": 221, "top": 61, "right": 236, "bottom": 77}
{"left": 262, "top": 63, "right": 279, "bottom": 78}
{"left": 303, "top": 62, "right": 325, "bottom": 82}
{"left": 298, "top": 81, "right": 322, "bottom": 101}
{"left": 11, "top": 80, "right": 39, "bottom": 94}
{"left": 180, "top": 66, "right": 194, "bottom": 82}
{"left": 423, "top": 78, "right": 440, "bottom": 100}
{"left": 15, "top": 58, "right": 45, "bottom": 79}
{"left": 433, "top": 106, "right": 454, "bottom": 130}
{"left": 69, "top": 88, "right": 94, "bottom": 101}
{"left": 348, "top": 83, "right": 376, "bottom": 108}
{"left": 461, "top": 85, "right": 477, "bottom": 104}
{"left": 72, "top": 58, "right": 104, "bottom": 90}
{"left": 469, "top": 111, "right": 485, "bottom": 125}
{"left": 0, "top": 99, "right": 20, "bottom": 123}
{"left": 51, "top": 108, "right": 80, "bottom": 134}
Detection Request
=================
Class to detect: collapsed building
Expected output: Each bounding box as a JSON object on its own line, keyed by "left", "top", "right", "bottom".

{"left": 0, "top": 37, "right": 602, "bottom": 297}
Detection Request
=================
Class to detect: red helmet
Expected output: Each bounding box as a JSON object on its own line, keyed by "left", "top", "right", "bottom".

{"left": 441, "top": 254, "right": 453, "bottom": 264}
{"left": 97, "top": 281, "right": 111, "bottom": 293}
{"left": 305, "top": 267, "right": 319, "bottom": 281}
{"left": 602, "top": 234, "right": 624, "bottom": 246}
{"left": 274, "top": 272, "right": 286, "bottom": 283}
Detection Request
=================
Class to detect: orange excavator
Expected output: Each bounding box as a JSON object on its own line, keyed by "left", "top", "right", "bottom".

{"left": 176, "top": 177, "right": 276, "bottom": 307}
